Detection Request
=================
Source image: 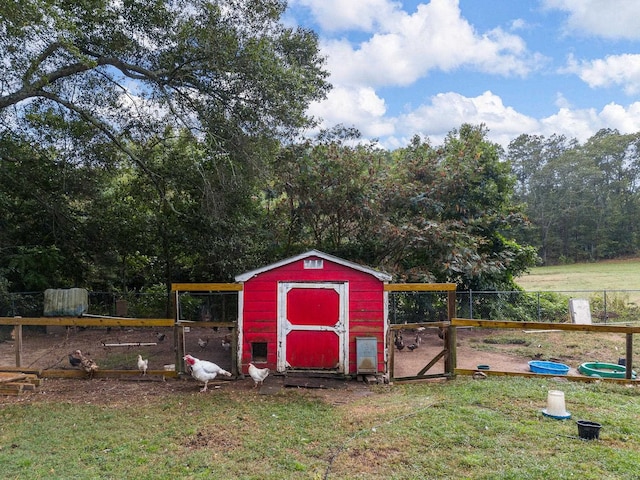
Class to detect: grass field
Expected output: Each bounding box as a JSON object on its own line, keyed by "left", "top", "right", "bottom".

{"left": 1, "top": 377, "right": 639, "bottom": 479}
{"left": 516, "top": 257, "right": 640, "bottom": 307}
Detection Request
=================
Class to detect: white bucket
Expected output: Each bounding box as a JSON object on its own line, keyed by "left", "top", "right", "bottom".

{"left": 546, "top": 390, "right": 568, "bottom": 416}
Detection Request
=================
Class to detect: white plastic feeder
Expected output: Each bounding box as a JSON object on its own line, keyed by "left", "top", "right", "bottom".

{"left": 542, "top": 390, "right": 571, "bottom": 419}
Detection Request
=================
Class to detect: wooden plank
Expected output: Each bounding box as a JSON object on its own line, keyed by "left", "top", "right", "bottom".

{"left": 171, "top": 283, "right": 242, "bottom": 292}
{"left": 0, "top": 317, "right": 174, "bottom": 327}
{"left": 0, "top": 387, "right": 23, "bottom": 396}
{"left": 385, "top": 283, "right": 457, "bottom": 292}
{"left": 0, "top": 366, "right": 43, "bottom": 375}
{"left": 0, "top": 372, "right": 27, "bottom": 383}
{"left": 15, "top": 324, "right": 22, "bottom": 367}
{"left": 417, "top": 348, "right": 448, "bottom": 376}
{"left": 389, "top": 321, "right": 449, "bottom": 330}
{"left": 176, "top": 321, "right": 236, "bottom": 328}
{"left": 452, "top": 318, "right": 640, "bottom": 334}
{"left": 626, "top": 333, "right": 634, "bottom": 380}
{"left": 455, "top": 368, "right": 639, "bottom": 384}
{"left": 392, "top": 373, "right": 453, "bottom": 382}
{"left": 6, "top": 381, "right": 36, "bottom": 391}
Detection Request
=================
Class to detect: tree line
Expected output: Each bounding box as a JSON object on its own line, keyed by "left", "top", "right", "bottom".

{"left": 508, "top": 130, "right": 640, "bottom": 265}
{"left": 1, "top": 1, "right": 637, "bottom": 303}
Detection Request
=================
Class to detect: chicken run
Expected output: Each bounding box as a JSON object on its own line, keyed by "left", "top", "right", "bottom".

{"left": 0, "top": 321, "right": 533, "bottom": 391}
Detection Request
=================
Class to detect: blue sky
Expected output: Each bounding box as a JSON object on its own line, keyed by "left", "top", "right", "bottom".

{"left": 284, "top": 0, "right": 640, "bottom": 149}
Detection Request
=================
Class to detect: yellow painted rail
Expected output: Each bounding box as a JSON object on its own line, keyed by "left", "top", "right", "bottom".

{"left": 171, "top": 283, "right": 242, "bottom": 292}
{"left": 385, "top": 283, "right": 456, "bottom": 291}
{"left": 0, "top": 317, "right": 173, "bottom": 327}
{"left": 452, "top": 318, "right": 640, "bottom": 334}
{"left": 452, "top": 317, "right": 638, "bottom": 382}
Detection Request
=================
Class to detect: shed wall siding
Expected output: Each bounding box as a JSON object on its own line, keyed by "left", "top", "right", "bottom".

{"left": 241, "top": 257, "right": 387, "bottom": 374}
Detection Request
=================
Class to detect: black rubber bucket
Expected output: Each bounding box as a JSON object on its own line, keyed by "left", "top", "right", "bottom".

{"left": 577, "top": 420, "right": 602, "bottom": 440}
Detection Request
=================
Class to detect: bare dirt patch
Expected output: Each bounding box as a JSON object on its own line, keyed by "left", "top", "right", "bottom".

{"left": 392, "top": 326, "right": 533, "bottom": 378}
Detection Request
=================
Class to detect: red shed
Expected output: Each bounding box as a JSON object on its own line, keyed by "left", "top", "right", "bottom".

{"left": 235, "top": 250, "right": 392, "bottom": 377}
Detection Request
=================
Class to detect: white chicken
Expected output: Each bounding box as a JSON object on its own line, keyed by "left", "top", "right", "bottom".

{"left": 183, "top": 354, "right": 232, "bottom": 392}
{"left": 137, "top": 354, "right": 148, "bottom": 375}
{"left": 248, "top": 362, "right": 270, "bottom": 388}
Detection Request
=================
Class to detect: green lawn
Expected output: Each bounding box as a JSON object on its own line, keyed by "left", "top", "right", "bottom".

{"left": 1, "top": 377, "right": 639, "bottom": 479}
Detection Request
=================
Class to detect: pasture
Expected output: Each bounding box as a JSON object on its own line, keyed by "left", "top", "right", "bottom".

{"left": 516, "top": 257, "right": 640, "bottom": 307}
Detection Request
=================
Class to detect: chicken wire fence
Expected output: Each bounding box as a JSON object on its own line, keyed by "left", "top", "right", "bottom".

{"left": 3, "top": 288, "right": 639, "bottom": 326}
{"left": 0, "top": 290, "right": 237, "bottom": 373}
{"left": 388, "top": 289, "right": 640, "bottom": 325}
{"left": 2, "top": 288, "right": 639, "bottom": 371}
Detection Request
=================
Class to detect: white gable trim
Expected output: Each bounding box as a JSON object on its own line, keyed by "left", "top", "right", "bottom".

{"left": 235, "top": 249, "right": 392, "bottom": 282}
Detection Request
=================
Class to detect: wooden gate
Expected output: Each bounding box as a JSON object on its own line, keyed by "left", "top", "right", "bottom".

{"left": 386, "top": 283, "right": 457, "bottom": 382}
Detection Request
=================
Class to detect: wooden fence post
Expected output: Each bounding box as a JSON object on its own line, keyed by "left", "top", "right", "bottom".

{"left": 14, "top": 324, "right": 22, "bottom": 367}
{"left": 445, "top": 290, "right": 457, "bottom": 378}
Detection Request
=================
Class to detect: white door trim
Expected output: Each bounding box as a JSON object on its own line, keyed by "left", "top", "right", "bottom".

{"left": 277, "top": 282, "right": 349, "bottom": 373}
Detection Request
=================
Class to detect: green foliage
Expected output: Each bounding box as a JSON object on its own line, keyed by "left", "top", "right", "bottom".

{"left": 1, "top": 0, "right": 329, "bottom": 293}
{"left": 508, "top": 130, "right": 640, "bottom": 265}
{"left": 589, "top": 292, "right": 640, "bottom": 323}
{"left": 378, "top": 125, "right": 537, "bottom": 288}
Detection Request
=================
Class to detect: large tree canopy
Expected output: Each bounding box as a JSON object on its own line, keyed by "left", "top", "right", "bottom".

{"left": 0, "top": 0, "right": 331, "bottom": 299}
{"left": 1, "top": 0, "right": 329, "bottom": 169}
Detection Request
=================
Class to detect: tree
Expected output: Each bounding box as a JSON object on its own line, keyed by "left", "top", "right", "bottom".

{"left": 266, "top": 126, "right": 386, "bottom": 260}
{"left": 267, "top": 124, "right": 537, "bottom": 291}
{"left": 1, "top": 0, "right": 329, "bottom": 292}
{"left": 379, "top": 125, "right": 537, "bottom": 289}
{"left": 1, "top": 0, "right": 329, "bottom": 227}
{"left": 508, "top": 130, "right": 640, "bottom": 264}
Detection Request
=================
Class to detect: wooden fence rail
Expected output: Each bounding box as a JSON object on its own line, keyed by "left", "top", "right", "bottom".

{"left": 0, "top": 316, "right": 175, "bottom": 371}
{"left": 452, "top": 318, "right": 639, "bottom": 381}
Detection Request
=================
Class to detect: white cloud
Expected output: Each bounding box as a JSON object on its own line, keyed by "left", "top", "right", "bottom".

{"left": 311, "top": 87, "right": 640, "bottom": 149}
{"left": 538, "top": 107, "right": 601, "bottom": 141}
{"left": 310, "top": 0, "right": 544, "bottom": 89}
{"left": 542, "top": 0, "right": 640, "bottom": 39}
{"left": 566, "top": 53, "right": 640, "bottom": 94}
{"left": 599, "top": 102, "right": 640, "bottom": 132}
{"left": 539, "top": 102, "right": 640, "bottom": 142}
{"left": 395, "top": 91, "right": 539, "bottom": 147}
{"left": 292, "top": 0, "right": 404, "bottom": 32}
{"left": 307, "top": 85, "right": 396, "bottom": 139}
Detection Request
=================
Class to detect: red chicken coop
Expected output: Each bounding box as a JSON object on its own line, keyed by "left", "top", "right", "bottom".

{"left": 235, "top": 250, "right": 392, "bottom": 378}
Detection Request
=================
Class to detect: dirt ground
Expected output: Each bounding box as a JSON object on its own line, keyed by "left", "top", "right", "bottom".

{"left": 0, "top": 325, "right": 535, "bottom": 406}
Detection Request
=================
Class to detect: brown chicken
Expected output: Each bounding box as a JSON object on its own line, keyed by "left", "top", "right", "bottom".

{"left": 75, "top": 350, "right": 99, "bottom": 378}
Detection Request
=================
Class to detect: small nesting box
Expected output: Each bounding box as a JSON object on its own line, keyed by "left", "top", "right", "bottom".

{"left": 235, "top": 250, "right": 391, "bottom": 376}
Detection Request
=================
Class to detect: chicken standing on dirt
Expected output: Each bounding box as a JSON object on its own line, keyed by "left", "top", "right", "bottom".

{"left": 137, "top": 354, "right": 148, "bottom": 375}
{"left": 248, "top": 363, "right": 270, "bottom": 388}
{"left": 75, "top": 350, "right": 98, "bottom": 378}
{"left": 183, "top": 354, "right": 231, "bottom": 392}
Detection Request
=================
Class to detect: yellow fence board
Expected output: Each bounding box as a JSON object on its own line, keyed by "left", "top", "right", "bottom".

{"left": 452, "top": 318, "right": 640, "bottom": 334}
{"left": 0, "top": 317, "right": 173, "bottom": 327}
{"left": 171, "top": 283, "right": 242, "bottom": 292}
{"left": 385, "top": 283, "right": 457, "bottom": 292}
